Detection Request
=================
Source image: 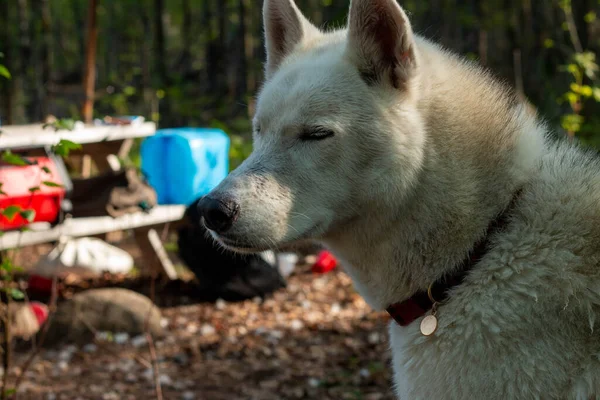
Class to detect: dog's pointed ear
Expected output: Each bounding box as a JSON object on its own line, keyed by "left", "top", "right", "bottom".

{"left": 346, "top": 0, "right": 418, "bottom": 89}
{"left": 263, "top": 0, "right": 319, "bottom": 79}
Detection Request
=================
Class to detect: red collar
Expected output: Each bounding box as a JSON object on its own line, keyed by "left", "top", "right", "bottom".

{"left": 386, "top": 190, "right": 522, "bottom": 327}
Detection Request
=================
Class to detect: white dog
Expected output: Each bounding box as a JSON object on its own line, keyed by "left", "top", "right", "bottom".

{"left": 198, "top": 0, "right": 600, "bottom": 398}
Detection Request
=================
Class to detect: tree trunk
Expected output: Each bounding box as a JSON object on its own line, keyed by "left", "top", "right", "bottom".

{"left": 154, "top": 0, "right": 167, "bottom": 87}
{"left": 1, "top": 0, "right": 14, "bottom": 125}
{"left": 140, "top": 5, "right": 155, "bottom": 123}
{"left": 14, "top": 0, "right": 30, "bottom": 123}
{"left": 180, "top": 0, "right": 192, "bottom": 71}
{"left": 217, "top": 0, "right": 227, "bottom": 94}
{"left": 40, "top": 0, "right": 53, "bottom": 119}
{"left": 235, "top": 0, "right": 248, "bottom": 101}
{"left": 82, "top": 0, "right": 99, "bottom": 124}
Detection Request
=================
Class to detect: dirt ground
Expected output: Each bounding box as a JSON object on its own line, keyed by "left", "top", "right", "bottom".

{"left": 8, "top": 252, "right": 397, "bottom": 400}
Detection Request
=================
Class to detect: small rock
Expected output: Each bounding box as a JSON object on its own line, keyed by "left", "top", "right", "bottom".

{"left": 58, "top": 344, "right": 77, "bottom": 361}
{"left": 301, "top": 300, "right": 311, "bottom": 309}
{"left": 102, "top": 392, "right": 119, "bottom": 400}
{"left": 312, "top": 277, "right": 326, "bottom": 290}
{"left": 95, "top": 331, "right": 111, "bottom": 341}
{"left": 200, "top": 323, "right": 216, "bottom": 336}
{"left": 252, "top": 296, "right": 262, "bottom": 304}
{"left": 290, "top": 319, "right": 304, "bottom": 331}
{"left": 125, "top": 373, "right": 137, "bottom": 383}
{"left": 142, "top": 368, "right": 154, "bottom": 381}
{"left": 359, "top": 368, "right": 371, "bottom": 378}
{"left": 308, "top": 378, "right": 321, "bottom": 388}
{"left": 114, "top": 332, "right": 129, "bottom": 344}
{"left": 57, "top": 360, "right": 69, "bottom": 372}
{"left": 159, "top": 374, "right": 172, "bottom": 386}
{"left": 215, "top": 299, "right": 227, "bottom": 310}
{"left": 186, "top": 323, "right": 199, "bottom": 334}
{"left": 182, "top": 392, "right": 195, "bottom": 400}
{"left": 330, "top": 303, "right": 341, "bottom": 314}
{"left": 160, "top": 318, "right": 169, "bottom": 328}
{"left": 238, "top": 326, "right": 247, "bottom": 335}
{"left": 46, "top": 393, "right": 57, "bottom": 400}
{"left": 131, "top": 335, "right": 147, "bottom": 348}
{"left": 304, "top": 255, "right": 317, "bottom": 265}
{"left": 268, "top": 330, "right": 284, "bottom": 341}
{"left": 83, "top": 343, "right": 98, "bottom": 353}
{"left": 367, "top": 332, "right": 380, "bottom": 344}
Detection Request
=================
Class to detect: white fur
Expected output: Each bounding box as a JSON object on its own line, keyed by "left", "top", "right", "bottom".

{"left": 203, "top": 0, "right": 600, "bottom": 398}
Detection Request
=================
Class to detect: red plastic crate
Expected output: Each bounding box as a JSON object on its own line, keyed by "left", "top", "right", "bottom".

{"left": 0, "top": 157, "right": 67, "bottom": 230}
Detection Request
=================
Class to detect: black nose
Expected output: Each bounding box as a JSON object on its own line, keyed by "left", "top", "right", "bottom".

{"left": 197, "top": 195, "right": 240, "bottom": 234}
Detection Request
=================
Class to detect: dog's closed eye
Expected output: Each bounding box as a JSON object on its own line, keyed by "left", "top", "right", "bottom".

{"left": 300, "top": 126, "right": 335, "bottom": 141}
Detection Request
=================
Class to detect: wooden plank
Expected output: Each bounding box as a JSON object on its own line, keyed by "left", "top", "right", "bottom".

{"left": 0, "top": 205, "right": 186, "bottom": 250}
{"left": 134, "top": 228, "right": 178, "bottom": 280}
{"left": 0, "top": 122, "right": 156, "bottom": 149}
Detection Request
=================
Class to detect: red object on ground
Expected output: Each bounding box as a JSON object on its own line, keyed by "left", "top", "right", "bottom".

{"left": 27, "top": 274, "right": 54, "bottom": 296}
{"left": 29, "top": 301, "right": 50, "bottom": 326}
{"left": 0, "top": 157, "right": 67, "bottom": 230}
{"left": 312, "top": 250, "right": 338, "bottom": 274}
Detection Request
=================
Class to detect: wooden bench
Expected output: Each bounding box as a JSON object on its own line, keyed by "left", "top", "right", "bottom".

{"left": 0, "top": 121, "right": 185, "bottom": 280}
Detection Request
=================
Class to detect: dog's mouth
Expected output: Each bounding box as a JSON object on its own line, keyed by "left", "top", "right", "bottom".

{"left": 212, "top": 234, "right": 270, "bottom": 253}
{"left": 208, "top": 223, "right": 323, "bottom": 254}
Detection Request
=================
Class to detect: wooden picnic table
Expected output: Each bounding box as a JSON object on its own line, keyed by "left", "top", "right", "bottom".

{"left": 0, "top": 121, "right": 184, "bottom": 279}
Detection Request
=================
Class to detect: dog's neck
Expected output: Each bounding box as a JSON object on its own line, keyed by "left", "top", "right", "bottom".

{"left": 322, "top": 39, "right": 547, "bottom": 311}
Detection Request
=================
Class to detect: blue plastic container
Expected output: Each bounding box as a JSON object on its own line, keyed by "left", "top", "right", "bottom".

{"left": 140, "top": 127, "right": 230, "bottom": 205}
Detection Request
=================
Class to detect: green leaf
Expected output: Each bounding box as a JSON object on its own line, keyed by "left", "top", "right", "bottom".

{"left": 41, "top": 166, "right": 51, "bottom": 174}
{"left": 2, "top": 205, "right": 22, "bottom": 221}
{"left": 19, "top": 209, "right": 36, "bottom": 222}
{"left": 584, "top": 11, "right": 596, "bottom": 23}
{"left": 565, "top": 92, "right": 578, "bottom": 107}
{"left": 44, "top": 118, "right": 77, "bottom": 132}
{"left": 561, "top": 113, "right": 584, "bottom": 133}
{"left": 593, "top": 87, "right": 600, "bottom": 102}
{"left": 10, "top": 288, "right": 24, "bottom": 300}
{"left": 1, "top": 258, "right": 12, "bottom": 272}
{"left": 0, "top": 65, "right": 11, "bottom": 80}
{"left": 28, "top": 186, "right": 41, "bottom": 193}
{"left": 4, "top": 388, "right": 16, "bottom": 396}
{"left": 123, "top": 86, "right": 136, "bottom": 96}
{"left": 543, "top": 39, "right": 554, "bottom": 49}
{"left": 51, "top": 139, "right": 81, "bottom": 156}
{"left": 581, "top": 85, "right": 593, "bottom": 97}
{"left": 2, "top": 151, "right": 31, "bottom": 166}
{"left": 42, "top": 181, "right": 63, "bottom": 188}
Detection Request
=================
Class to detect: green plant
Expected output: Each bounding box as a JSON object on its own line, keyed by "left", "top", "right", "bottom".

{"left": 557, "top": 1, "right": 600, "bottom": 142}
{"left": 559, "top": 52, "right": 600, "bottom": 137}
{"left": 0, "top": 53, "right": 10, "bottom": 81}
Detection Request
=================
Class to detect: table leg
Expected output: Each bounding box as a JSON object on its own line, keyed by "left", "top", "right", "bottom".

{"left": 134, "top": 228, "right": 178, "bottom": 280}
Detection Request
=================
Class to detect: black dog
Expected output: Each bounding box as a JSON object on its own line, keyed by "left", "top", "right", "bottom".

{"left": 177, "top": 197, "right": 287, "bottom": 302}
